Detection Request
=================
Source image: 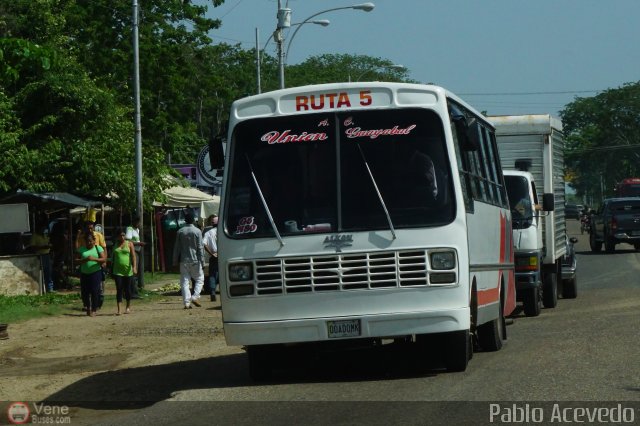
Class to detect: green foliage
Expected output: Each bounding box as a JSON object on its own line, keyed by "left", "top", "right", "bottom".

{"left": 561, "top": 82, "right": 640, "bottom": 200}
{"left": 0, "top": 0, "right": 417, "bottom": 214}
{"left": 286, "top": 54, "right": 414, "bottom": 87}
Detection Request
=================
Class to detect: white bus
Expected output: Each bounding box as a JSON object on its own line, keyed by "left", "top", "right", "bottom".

{"left": 219, "top": 82, "right": 516, "bottom": 380}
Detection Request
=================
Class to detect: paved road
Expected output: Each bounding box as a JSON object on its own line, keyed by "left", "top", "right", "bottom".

{"left": 71, "top": 221, "right": 640, "bottom": 424}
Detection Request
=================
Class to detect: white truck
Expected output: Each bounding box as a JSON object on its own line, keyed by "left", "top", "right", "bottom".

{"left": 488, "top": 114, "right": 574, "bottom": 316}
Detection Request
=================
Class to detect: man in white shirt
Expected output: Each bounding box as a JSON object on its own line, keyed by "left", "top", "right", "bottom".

{"left": 202, "top": 215, "right": 219, "bottom": 302}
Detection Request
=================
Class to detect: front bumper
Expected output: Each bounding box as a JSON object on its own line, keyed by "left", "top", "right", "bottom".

{"left": 612, "top": 232, "right": 640, "bottom": 243}
{"left": 224, "top": 307, "right": 470, "bottom": 346}
{"left": 562, "top": 256, "right": 577, "bottom": 281}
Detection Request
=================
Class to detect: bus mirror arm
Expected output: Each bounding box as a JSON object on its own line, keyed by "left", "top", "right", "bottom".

{"left": 246, "top": 155, "right": 285, "bottom": 247}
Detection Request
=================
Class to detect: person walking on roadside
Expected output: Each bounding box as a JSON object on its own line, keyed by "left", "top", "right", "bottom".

{"left": 172, "top": 210, "right": 205, "bottom": 309}
{"left": 112, "top": 228, "right": 137, "bottom": 315}
{"left": 76, "top": 220, "right": 108, "bottom": 310}
{"left": 203, "top": 215, "right": 219, "bottom": 302}
{"left": 30, "top": 221, "right": 54, "bottom": 293}
{"left": 126, "top": 216, "right": 145, "bottom": 299}
{"left": 77, "top": 233, "right": 106, "bottom": 317}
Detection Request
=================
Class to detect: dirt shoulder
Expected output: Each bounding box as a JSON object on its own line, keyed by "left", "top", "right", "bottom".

{"left": 0, "top": 277, "right": 243, "bottom": 404}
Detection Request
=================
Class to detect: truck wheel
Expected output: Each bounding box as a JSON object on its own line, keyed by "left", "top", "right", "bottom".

{"left": 605, "top": 237, "right": 616, "bottom": 253}
{"left": 562, "top": 277, "right": 578, "bottom": 299}
{"left": 442, "top": 330, "right": 470, "bottom": 372}
{"left": 635, "top": 244, "right": 640, "bottom": 251}
{"left": 247, "top": 345, "right": 275, "bottom": 382}
{"left": 542, "top": 272, "right": 558, "bottom": 308}
{"left": 589, "top": 232, "right": 602, "bottom": 252}
{"left": 477, "top": 298, "right": 504, "bottom": 352}
{"left": 522, "top": 287, "right": 541, "bottom": 317}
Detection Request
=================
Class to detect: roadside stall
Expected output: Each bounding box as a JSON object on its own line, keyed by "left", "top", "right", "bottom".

{"left": 153, "top": 186, "right": 219, "bottom": 272}
{"left": 0, "top": 191, "right": 103, "bottom": 295}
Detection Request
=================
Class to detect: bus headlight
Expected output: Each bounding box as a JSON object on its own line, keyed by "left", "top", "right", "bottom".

{"left": 430, "top": 251, "right": 456, "bottom": 270}
{"left": 229, "top": 263, "right": 253, "bottom": 281}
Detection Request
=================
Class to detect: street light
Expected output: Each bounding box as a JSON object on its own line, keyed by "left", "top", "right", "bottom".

{"left": 257, "top": 20, "right": 330, "bottom": 93}
{"left": 276, "top": 2, "right": 375, "bottom": 89}
{"left": 352, "top": 64, "right": 406, "bottom": 82}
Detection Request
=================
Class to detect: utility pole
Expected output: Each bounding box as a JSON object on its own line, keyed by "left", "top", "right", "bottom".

{"left": 255, "top": 28, "right": 261, "bottom": 94}
{"left": 132, "top": 0, "right": 144, "bottom": 287}
{"left": 276, "top": 1, "right": 291, "bottom": 89}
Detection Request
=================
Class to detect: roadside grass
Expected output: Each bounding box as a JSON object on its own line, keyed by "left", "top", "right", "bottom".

{"left": 0, "top": 272, "right": 181, "bottom": 324}
{"left": 0, "top": 292, "right": 81, "bottom": 324}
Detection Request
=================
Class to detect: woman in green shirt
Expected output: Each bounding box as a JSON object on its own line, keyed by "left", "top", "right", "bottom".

{"left": 112, "top": 229, "right": 137, "bottom": 315}
{"left": 76, "top": 233, "right": 106, "bottom": 316}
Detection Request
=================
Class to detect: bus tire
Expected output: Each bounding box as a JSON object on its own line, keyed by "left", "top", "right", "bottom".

{"left": 542, "top": 272, "right": 558, "bottom": 309}
{"left": 562, "top": 276, "right": 578, "bottom": 299}
{"left": 443, "top": 330, "right": 470, "bottom": 372}
{"left": 247, "top": 345, "right": 275, "bottom": 382}
{"left": 522, "top": 287, "right": 541, "bottom": 317}
{"left": 477, "top": 299, "right": 504, "bottom": 352}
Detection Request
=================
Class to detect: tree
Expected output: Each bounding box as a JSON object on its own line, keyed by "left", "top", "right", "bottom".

{"left": 0, "top": 40, "right": 172, "bottom": 211}
{"left": 283, "top": 53, "right": 414, "bottom": 89}
{"left": 561, "top": 81, "right": 640, "bottom": 201}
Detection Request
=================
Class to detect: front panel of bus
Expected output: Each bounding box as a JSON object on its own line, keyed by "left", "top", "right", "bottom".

{"left": 219, "top": 86, "right": 479, "bottom": 346}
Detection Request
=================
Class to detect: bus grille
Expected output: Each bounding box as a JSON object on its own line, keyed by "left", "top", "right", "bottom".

{"left": 253, "top": 250, "right": 429, "bottom": 295}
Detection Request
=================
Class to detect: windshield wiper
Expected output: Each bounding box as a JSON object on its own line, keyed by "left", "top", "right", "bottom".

{"left": 246, "top": 154, "right": 284, "bottom": 247}
{"left": 357, "top": 144, "right": 397, "bottom": 240}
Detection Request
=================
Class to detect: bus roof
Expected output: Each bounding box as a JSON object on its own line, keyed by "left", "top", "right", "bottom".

{"left": 229, "top": 82, "right": 491, "bottom": 127}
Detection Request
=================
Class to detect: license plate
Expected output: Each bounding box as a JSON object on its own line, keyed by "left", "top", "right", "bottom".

{"left": 327, "top": 319, "right": 361, "bottom": 338}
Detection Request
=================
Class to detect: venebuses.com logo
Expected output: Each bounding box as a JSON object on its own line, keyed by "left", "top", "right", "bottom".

{"left": 5, "top": 401, "right": 72, "bottom": 424}
{"left": 7, "top": 402, "right": 30, "bottom": 424}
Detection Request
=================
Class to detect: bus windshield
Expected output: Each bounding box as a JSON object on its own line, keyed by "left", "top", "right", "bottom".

{"left": 225, "top": 108, "right": 455, "bottom": 239}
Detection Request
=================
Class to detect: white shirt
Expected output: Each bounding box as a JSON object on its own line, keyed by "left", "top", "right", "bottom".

{"left": 126, "top": 226, "right": 141, "bottom": 252}
{"left": 203, "top": 227, "right": 217, "bottom": 255}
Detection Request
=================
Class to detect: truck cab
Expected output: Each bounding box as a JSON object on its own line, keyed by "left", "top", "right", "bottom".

{"left": 503, "top": 170, "right": 555, "bottom": 316}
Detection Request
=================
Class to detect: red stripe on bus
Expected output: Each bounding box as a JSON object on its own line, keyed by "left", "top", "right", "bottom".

{"left": 477, "top": 287, "right": 500, "bottom": 306}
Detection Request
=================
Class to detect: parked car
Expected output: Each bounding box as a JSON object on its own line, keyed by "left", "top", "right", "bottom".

{"left": 565, "top": 203, "right": 580, "bottom": 220}
{"left": 590, "top": 197, "right": 640, "bottom": 252}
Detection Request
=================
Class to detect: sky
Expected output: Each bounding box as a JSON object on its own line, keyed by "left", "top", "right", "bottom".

{"left": 202, "top": 0, "right": 640, "bottom": 117}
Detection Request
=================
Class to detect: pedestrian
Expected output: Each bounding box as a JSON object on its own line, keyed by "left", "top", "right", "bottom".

{"left": 126, "top": 216, "right": 145, "bottom": 299}
{"left": 29, "top": 221, "right": 54, "bottom": 293}
{"left": 203, "top": 215, "right": 219, "bottom": 302}
{"left": 75, "top": 220, "right": 108, "bottom": 309}
{"left": 76, "top": 233, "right": 106, "bottom": 317}
{"left": 111, "top": 228, "right": 137, "bottom": 315}
{"left": 172, "top": 210, "right": 205, "bottom": 309}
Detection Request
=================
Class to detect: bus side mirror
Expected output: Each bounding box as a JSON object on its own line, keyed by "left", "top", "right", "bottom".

{"left": 542, "top": 193, "right": 555, "bottom": 211}
{"left": 453, "top": 115, "right": 480, "bottom": 151}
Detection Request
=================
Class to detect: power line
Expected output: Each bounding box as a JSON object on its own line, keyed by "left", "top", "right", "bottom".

{"left": 460, "top": 90, "right": 601, "bottom": 96}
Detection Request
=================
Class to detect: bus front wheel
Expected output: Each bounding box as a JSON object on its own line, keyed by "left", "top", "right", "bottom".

{"left": 443, "top": 330, "right": 470, "bottom": 372}
{"left": 247, "top": 345, "right": 275, "bottom": 382}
